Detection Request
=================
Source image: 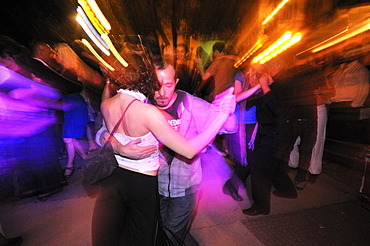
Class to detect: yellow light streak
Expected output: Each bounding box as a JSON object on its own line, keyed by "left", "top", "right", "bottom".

{"left": 77, "top": 6, "right": 109, "bottom": 50}
{"left": 86, "top": 0, "right": 111, "bottom": 31}
{"left": 253, "top": 32, "right": 292, "bottom": 63}
{"left": 101, "top": 34, "right": 128, "bottom": 67}
{"left": 296, "top": 29, "right": 348, "bottom": 56}
{"left": 253, "top": 31, "right": 302, "bottom": 64}
{"left": 312, "top": 21, "right": 370, "bottom": 53}
{"left": 234, "top": 42, "right": 263, "bottom": 68}
{"left": 78, "top": 0, "right": 108, "bottom": 35}
{"left": 81, "top": 39, "right": 115, "bottom": 71}
{"left": 262, "top": 0, "right": 290, "bottom": 25}
{"left": 76, "top": 14, "right": 110, "bottom": 56}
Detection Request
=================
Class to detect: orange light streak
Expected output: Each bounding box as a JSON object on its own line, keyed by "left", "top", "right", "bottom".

{"left": 262, "top": 0, "right": 290, "bottom": 25}
{"left": 253, "top": 31, "right": 302, "bottom": 64}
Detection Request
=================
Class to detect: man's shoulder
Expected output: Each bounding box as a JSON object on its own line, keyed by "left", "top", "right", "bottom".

{"left": 177, "top": 90, "right": 210, "bottom": 105}
{"left": 176, "top": 91, "right": 211, "bottom": 118}
{"left": 208, "top": 56, "right": 236, "bottom": 72}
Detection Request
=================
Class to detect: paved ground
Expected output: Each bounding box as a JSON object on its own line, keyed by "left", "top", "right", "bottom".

{"left": 1, "top": 147, "right": 369, "bottom": 246}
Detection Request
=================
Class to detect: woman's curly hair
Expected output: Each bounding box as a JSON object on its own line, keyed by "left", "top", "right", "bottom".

{"left": 107, "top": 42, "right": 160, "bottom": 98}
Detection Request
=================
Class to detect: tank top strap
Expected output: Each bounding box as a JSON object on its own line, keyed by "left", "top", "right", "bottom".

{"left": 121, "top": 98, "right": 139, "bottom": 135}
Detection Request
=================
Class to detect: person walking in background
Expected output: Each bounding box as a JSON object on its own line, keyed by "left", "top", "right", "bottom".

{"left": 195, "top": 42, "right": 237, "bottom": 102}
{"left": 194, "top": 42, "right": 238, "bottom": 157}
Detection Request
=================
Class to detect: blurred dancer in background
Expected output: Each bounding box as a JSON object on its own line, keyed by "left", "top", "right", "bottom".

{"left": 0, "top": 36, "right": 65, "bottom": 201}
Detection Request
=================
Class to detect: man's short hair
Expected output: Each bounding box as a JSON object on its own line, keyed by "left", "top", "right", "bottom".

{"left": 212, "top": 42, "right": 225, "bottom": 53}
{"left": 156, "top": 63, "right": 177, "bottom": 80}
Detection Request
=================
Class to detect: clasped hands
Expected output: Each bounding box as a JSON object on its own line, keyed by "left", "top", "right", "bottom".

{"left": 212, "top": 87, "right": 236, "bottom": 115}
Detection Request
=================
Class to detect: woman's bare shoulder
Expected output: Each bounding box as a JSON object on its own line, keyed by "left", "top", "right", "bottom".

{"left": 132, "top": 103, "right": 167, "bottom": 125}
{"left": 100, "top": 95, "right": 118, "bottom": 114}
{"left": 101, "top": 94, "right": 161, "bottom": 119}
{"left": 137, "top": 102, "right": 161, "bottom": 116}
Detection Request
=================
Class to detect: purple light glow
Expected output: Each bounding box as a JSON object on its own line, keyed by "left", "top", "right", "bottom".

{"left": 0, "top": 65, "right": 64, "bottom": 198}
{"left": 0, "top": 65, "right": 61, "bottom": 138}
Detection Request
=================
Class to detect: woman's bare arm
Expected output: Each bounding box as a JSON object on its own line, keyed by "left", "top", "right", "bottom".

{"left": 144, "top": 88, "right": 236, "bottom": 159}
{"left": 101, "top": 88, "right": 235, "bottom": 159}
{"left": 235, "top": 83, "right": 261, "bottom": 103}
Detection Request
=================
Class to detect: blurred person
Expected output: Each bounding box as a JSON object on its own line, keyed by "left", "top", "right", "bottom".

{"left": 34, "top": 43, "right": 90, "bottom": 178}
{"left": 32, "top": 42, "right": 62, "bottom": 71}
{"left": 273, "top": 56, "right": 323, "bottom": 190}
{"left": 241, "top": 72, "right": 297, "bottom": 216}
{"left": 0, "top": 36, "right": 34, "bottom": 78}
{"left": 32, "top": 42, "right": 78, "bottom": 82}
{"left": 195, "top": 42, "right": 237, "bottom": 102}
{"left": 62, "top": 92, "right": 89, "bottom": 178}
{"left": 194, "top": 46, "right": 211, "bottom": 71}
{"left": 80, "top": 87, "right": 99, "bottom": 152}
{"left": 223, "top": 67, "right": 262, "bottom": 201}
{"left": 194, "top": 42, "right": 238, "bottom": 158}
{"left": 91, "top": 44, "right": 236, "bottom": 246}
{"left": 192, "top": 46, "right": 211, "bottom": 92}
{"left": 54, "top": 42, "right": 104, "bottom": 86}
{"left": 29, "top": 41, "right": 81, "bottom": 95}
{"left": 0, "top": 39, "right": 65, "bottom": 201}
{"left": 288, "top": 60, "right": 335, "bottom": 180}
{"left": 329, "top": 42, "right": 370, "bottom": 108}
{"left": 174, "top": 43, "right": 199, "bottom": 94}
{"left": 31, "top": 41, "right": 83, "bottom": 162}
{"left": 163, "top": 44, "right": 175, "bottom": 67}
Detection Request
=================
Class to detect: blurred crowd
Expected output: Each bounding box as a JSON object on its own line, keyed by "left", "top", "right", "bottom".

{"left": 0, "top": 32, "right": 369, "bottom": 246}
{"left": 158, "top": 38, "right": 369, "bottom": 216}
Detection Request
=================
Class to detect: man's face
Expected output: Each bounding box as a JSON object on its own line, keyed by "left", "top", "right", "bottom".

{"left": 154, "top": 65, "right": 178, "bottom": 108}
